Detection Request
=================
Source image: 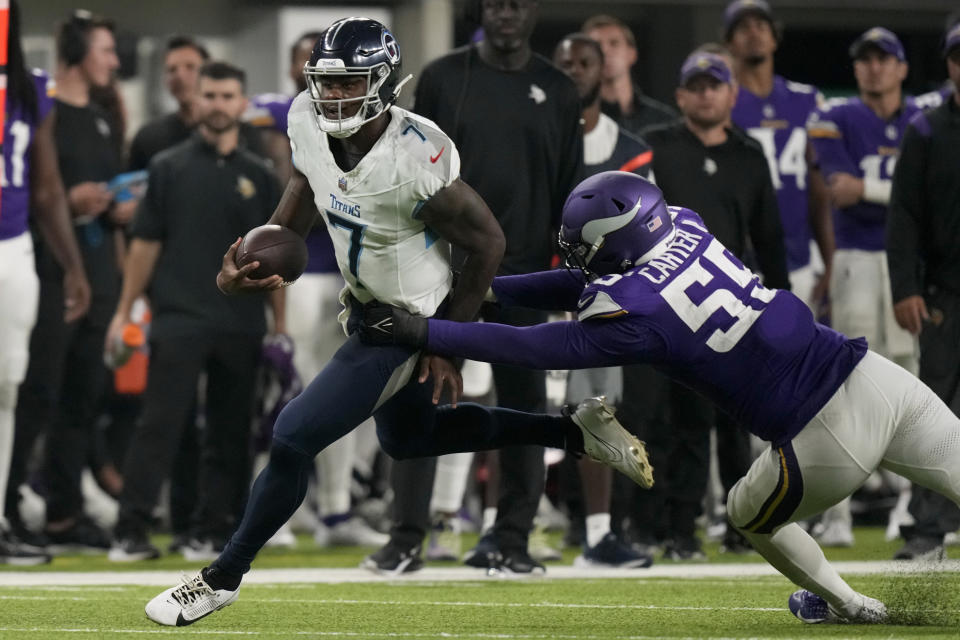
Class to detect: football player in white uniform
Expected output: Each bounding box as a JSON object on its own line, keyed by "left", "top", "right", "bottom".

{"left": 144, "top": 18, "right": 651, "bottom": 627}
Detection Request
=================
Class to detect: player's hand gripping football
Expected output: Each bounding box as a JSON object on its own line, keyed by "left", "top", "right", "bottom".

{"left": 216, "top": 237, "right": 284, "bottom": 295}
{"left": 358, "top": 303, "right": 429, "bottom": 348}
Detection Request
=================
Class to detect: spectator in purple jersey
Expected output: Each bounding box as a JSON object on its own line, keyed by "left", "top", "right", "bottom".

{"left": 883, "top": 22, "right": 960, "bottom": 563}
{"left": 244, "top": 31, "right": 388, "bottom": 550}
{"left": 724, "top": 0, "right": 833, "bottom": 315}
{"left": 360, "top": 170, "right": 960, "bottom": 625}
{"left": 807, "top": 27, "right": 920, "bottom": 548}
{"left": 552, "top": 32, "right": 654, "bottom": 569}
{"left": 0, "top": 0, "right": 91, "bottom": 565}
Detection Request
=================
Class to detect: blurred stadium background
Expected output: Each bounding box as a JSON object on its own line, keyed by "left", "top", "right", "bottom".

{"left": 20, "top": 0, "right": 960, "bottom": 142}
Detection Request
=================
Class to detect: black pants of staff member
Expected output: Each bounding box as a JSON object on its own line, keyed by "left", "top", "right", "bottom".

{"left": 613, "top": 365, "right": 752, "bottom": 543}
{"left": 7, "top": 271, "right": 114, "bottom": 526}
{"left": 114, "top": 330, "right": 261, "bottom": 543}
{"left": 901, "top": 288, "right": 960, "bottom": 544}
{"left": 388, "top": 306, "right": 547, "bottom": 552}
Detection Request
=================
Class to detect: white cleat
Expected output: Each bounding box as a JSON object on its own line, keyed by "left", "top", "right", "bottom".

{"left": 571, "top": 397, "right": 654, "bottom": 488}
{"left": 789, "top": 589, "right": 887, "bottom": 624}
{"left": 145, "top": 569, "right": 239, "bottom": 626}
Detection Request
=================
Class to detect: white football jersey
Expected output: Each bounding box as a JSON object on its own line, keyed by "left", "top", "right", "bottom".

{"left": 287, "top": 94, "right": 461, "bottom": 330}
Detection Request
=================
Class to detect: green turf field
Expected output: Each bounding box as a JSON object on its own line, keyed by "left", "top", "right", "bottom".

{"left": 1, "top": 527, "right": 958, "bottom": 639}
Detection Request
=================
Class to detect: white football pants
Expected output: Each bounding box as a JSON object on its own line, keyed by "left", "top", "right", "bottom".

{"left": 727, "top": 351, "right": 960, "bottom": 615}
{"left": 0, "top": 233, "right": 40, "bottom": 521}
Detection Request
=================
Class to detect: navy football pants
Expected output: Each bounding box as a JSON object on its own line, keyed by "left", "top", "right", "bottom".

{"left": 216, "top": 333, "right": 569, "bottom": 576}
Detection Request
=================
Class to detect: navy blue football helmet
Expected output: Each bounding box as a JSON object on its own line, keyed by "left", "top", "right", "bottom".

{"left": 303, "top": 17, "right": 411, "bottom": 138}
{"left": 559, "top": 171, "right": 674, "bottom": 280}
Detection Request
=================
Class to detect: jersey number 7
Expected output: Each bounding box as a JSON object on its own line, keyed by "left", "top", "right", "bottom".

{"left": 327, "top": 210, "right": 367, "bottom": 281}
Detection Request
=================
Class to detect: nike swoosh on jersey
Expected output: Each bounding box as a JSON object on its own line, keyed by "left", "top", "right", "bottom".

{"left": 430, "top": 147, "right": 445, "bottom": 163}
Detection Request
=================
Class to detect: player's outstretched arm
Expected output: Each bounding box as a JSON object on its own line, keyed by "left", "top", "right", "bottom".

{"left": 489, "top": 270, "right": 585, "bottom": 312}
{"left": 266, "top": 171, "right": 316, "bottom": 237}
{"left": 418, "top": 178, "right": 505, "bottom": 323}
{"left": 360, "top": 305, "right": 663, "bottom": 370}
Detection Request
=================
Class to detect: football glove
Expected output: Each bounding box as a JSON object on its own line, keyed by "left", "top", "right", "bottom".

{"left": 359, "top": 303, "right": 429, "bottom": 348}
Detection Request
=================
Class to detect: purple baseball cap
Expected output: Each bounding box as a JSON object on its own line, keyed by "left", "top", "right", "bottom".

{"left": 679, "top": 52, "right": 733, "bottom": 87}
{"left": 944, "top": 22, "right": 960, "bottom": 57}
{"left": 723, "top": 0, "right": 774, "bottom": 39}
{"left": 849, "top": 27, "right": 906, "bottom": 62}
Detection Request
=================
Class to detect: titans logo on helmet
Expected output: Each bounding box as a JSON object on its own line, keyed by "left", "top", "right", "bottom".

{"left": 382, "top": 30, "right": 400, "bottom": 65}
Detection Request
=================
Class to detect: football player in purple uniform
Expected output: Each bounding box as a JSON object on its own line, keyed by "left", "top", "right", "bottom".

{"left": 724, "top": 0, "right": 833, "bottom": 312}
{"left": 244, "top": 32, "right": 388, "bottom": 550}
{"left": 807, "top": 26, "right": 920, "bottom": 547}
{"left": 361, "top": 170, "right": 960, "bottom": 625}
{"left": 0, "top": 0, "right": 90, "bottom": 564}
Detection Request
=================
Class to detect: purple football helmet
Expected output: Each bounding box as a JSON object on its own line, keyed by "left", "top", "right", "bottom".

{"left": 558, "top": 171, "right": 674, "bottom": 279}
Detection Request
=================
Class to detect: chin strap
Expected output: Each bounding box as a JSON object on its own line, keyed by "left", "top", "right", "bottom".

{"left": 392, "top": 74, "right": 414, "bottom": 101}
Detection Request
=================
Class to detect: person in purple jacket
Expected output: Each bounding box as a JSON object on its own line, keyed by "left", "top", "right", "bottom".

{"left": 806, "top": 26, "right": 920, "bottom": 549}
{"left": 360, "top": 170, "right": 960, "bottom": 625}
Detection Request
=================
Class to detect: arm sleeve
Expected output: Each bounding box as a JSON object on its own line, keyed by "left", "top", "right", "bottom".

{"left": 491, "top": 269, "right": 585, "bottom": 311}
{"left": 886, "top": 122, "right": 928, "bottom": 303}
{"left": 129, "top": 158, "right": 166, "bottom": 240}
{"left": 426, "top": 315, "right": 665, "bottom": 370}
{"left": 807, "top": 106, "right": 858, "bottom": 178}
{"left": 749, "top": 156, "right": 791, "bottom": 290}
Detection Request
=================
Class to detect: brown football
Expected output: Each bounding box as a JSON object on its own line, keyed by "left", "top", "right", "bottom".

{"left": 236, "top": 224, "right": 308, "bottom": 282}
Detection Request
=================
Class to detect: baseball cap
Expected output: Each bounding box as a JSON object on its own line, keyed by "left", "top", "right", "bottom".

{"left": 849, "top": 27, "right": 906, "bottom": 62}
{"left": 944, "top": 22, "right": 960, "bottom": 57}
{"left": 723, "top": 0, "right": 774, "bottom": 39}
{"left": 679, "top": 52, "right": 733, "bottom": 87}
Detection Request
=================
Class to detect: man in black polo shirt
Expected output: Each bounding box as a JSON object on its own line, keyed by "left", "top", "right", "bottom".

{"left": 128, "top": 36, "right": 263, "bottom": 171}
{"left": 107, "top": 61, "right": 283, "bottom": 562}
{"left": 619, "top": 51, "right": 789, "bottom": 559}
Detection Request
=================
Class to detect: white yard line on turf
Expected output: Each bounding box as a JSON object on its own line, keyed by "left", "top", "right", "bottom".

{"left": 0, "top": 595, "right": 783, "bottom": 612}
{"left": 0, "top": 629, "right": 807, "bottom": 640}
{"left": 0, "top": 560, "right": 957, "bottom": 586}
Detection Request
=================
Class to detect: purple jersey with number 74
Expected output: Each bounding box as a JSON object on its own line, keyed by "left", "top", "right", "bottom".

{"left": 732, "top": 76, "right": 822, "bottom": 271}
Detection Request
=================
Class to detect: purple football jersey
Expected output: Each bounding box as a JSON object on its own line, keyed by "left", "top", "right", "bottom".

{"left": 246, "top": 92, "right": 338, "bottom": 274}
{"left": 732, "top": 76, "right": 822, "bottom": 271}
{"left": 0, "top": 70, "right": 56, "bottom": 240}
{"left": 430, "top": 208, "right": 867, "bottom": 444}
{"left": 807, "top": 96, "right": 920, "bottom": 251}
{"left": 244, "top": 93, "right": 294, "bottom": 134}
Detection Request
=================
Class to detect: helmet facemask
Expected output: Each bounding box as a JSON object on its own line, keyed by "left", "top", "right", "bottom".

{"left": 304, "top": 60, "right": 412, "bottom": 139}
{"left": 557, "top": 231, "right": 597, "bottom": 283}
